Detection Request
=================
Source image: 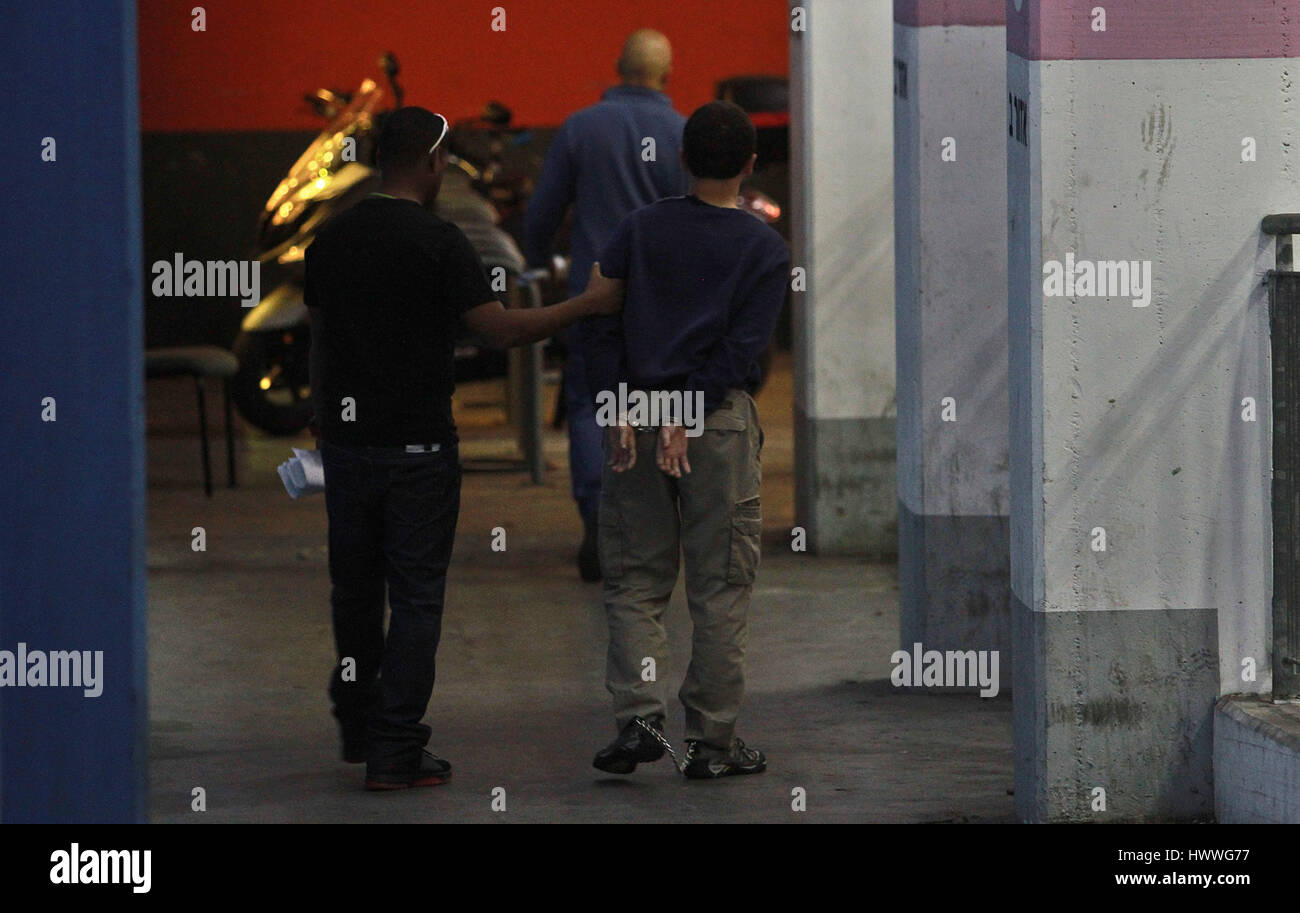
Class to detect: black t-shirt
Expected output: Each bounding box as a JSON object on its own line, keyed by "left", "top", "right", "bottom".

{"left": 304, "top": 196, "right": 495, "bottom": 446}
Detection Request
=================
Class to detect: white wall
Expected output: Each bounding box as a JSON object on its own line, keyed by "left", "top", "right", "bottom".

{"left": 1012, "top": 56, "right": 1286, "bottom": 694}
{"left": 791, "top": 0, "right": 898, "bottom": 555}
{"left": 792, "top": 0, "right": 895, "bottom": 423}
{"left": 896, "top": 24, "right": 1008, "bottom": 518}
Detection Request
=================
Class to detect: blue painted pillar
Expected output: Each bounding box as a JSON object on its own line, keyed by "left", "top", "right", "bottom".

{"left": 0, "top": 1, "right": 146, "bottom": 822}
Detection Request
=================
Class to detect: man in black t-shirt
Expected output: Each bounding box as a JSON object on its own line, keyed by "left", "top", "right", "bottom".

{"left": 305, "top": 107, "right": 622, "bottom": 790}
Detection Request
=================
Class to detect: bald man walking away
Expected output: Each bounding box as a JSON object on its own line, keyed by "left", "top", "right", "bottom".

{"left": 526, "top": 29, "right": 689, "bottom": 582}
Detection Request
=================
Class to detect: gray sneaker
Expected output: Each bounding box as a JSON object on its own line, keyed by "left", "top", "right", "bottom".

{"left": 682, "top": 738, "right": 767, "bottom": 779}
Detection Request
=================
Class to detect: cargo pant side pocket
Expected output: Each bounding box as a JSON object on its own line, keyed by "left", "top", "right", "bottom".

{"left": 726, "top": 496, "right": 762, "bottom": 585}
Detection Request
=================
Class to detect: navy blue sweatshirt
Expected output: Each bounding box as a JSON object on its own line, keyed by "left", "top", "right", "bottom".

{"left": 586, "top": 195, "right": 790, "bottom": 415}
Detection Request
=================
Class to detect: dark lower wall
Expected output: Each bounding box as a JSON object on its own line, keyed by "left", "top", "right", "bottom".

{"left": 898, "top": 504, "right": 1012, "bottom": 660}
{"left": 1013, "top": 596, "right": 1219, "bottom": 822}
{"left": 141, "top": 130, "right": 315, "bottom": 348}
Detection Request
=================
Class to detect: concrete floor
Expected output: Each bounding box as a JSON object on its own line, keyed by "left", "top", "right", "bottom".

{"left": 145, "top": 357, "right": 1013, "bottom": 822}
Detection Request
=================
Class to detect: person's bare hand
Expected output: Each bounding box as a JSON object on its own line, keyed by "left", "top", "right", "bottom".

{"left": 608, "top": 423, "right": 637, "bottom": 472}
{"left": 585, "top": 262, "right": 625, "bottom": 315}
{"left": 656, "top": 425, "right": 691, "bottom": 478}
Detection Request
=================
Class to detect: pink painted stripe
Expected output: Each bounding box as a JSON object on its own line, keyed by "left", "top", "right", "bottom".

{"left": 894, "top": 0, "right": 1006, "bottom": 27}
{"left": 1008, "top": 0, "right": 1300, "bottom": 60}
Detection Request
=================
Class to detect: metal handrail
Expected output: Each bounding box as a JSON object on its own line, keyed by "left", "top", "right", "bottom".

{"left": 1265, "top": 219, "right": 1300, "bottom": 696}
{"left": 1262, "top": 214, "right": 1300, "bottom": 236}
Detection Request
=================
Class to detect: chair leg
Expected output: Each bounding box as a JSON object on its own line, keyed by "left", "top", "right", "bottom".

{"left": 223, "top": 378, "right": 237, "bottom": 488}
{"left": 194, "top": 375, "right": 212, "bottom": 497}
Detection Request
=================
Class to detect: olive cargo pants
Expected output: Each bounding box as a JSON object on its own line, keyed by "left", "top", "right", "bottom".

{"left": 599, "top": 390, "right": 763, "bottom": 749}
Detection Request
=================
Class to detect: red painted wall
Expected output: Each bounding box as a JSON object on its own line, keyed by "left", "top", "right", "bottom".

{"left": 138, "top": 0, "right": 789, "bottom": 131}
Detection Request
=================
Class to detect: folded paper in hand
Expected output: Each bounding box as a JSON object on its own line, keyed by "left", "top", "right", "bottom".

{"left": 277, "top": 448, "right": 325, "bottom": 499}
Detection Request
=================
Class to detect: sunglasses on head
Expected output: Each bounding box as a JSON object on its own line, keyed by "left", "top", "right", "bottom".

{"left": 428, "top": 114, "right": 449, "bottom": 155}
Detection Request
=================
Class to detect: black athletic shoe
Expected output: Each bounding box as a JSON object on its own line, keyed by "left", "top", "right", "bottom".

{"left": 592, "top": 717, "right": 666, "bottom": 774}
{"left": 578, "top": 516, "right": 601, "bottom": 582}
{"left": 682, "top": 738, "right": 767, "bottom": 779}
{"left": 364, "top": 750, "right": 453, "bottom": 791}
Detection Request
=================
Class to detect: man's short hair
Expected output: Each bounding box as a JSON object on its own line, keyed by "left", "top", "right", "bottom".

{"left": 376, "top": 106, "right": 447, "bottom": 172}
{"left": 682, "top": 101, "right": 756, "bottom": 180}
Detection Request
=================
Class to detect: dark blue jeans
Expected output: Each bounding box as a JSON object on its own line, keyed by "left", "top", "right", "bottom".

{"left": 563, "top": 326, "right": 603, "bottom": 525}
{"left": 321, "top": 440, "right": 461, "bottom": 770}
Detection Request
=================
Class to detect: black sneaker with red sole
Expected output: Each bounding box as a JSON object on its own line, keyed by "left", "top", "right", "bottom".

{"left": 364, "top": 750, "right": 453, "bottom": 791}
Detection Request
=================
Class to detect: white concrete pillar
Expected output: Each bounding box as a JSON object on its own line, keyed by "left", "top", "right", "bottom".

{"left": 790, "top": 0, "right": 896, "bottom": 556}
{"left": 894, "top": 1, "right": 1010, "bottom": 661}
{"left": 1008, "top": 0, "right": 1286, "bottom": 821}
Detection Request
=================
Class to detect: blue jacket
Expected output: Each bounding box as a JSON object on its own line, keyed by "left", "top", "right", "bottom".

{"left": 525, "top": 85, "right": 688, "bottom": 296}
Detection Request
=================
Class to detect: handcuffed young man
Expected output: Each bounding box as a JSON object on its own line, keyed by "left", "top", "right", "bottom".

{"left": 585, "top": 101, "right": 790, "bottom": 779}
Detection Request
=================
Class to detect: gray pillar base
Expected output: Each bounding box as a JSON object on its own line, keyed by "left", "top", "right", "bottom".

{"left": 899, "top": 504, "right": 1011, "bottom": 661}
{"left": 1013, "top": 594, "right": 1218, "bottom": 822}
{"left": 793, "top": 405, "right": 896, "bottom": 557}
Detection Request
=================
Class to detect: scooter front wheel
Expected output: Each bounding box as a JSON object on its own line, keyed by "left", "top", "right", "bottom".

{"left": 230, "top": 327, "right": 314, "bottom": 435}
